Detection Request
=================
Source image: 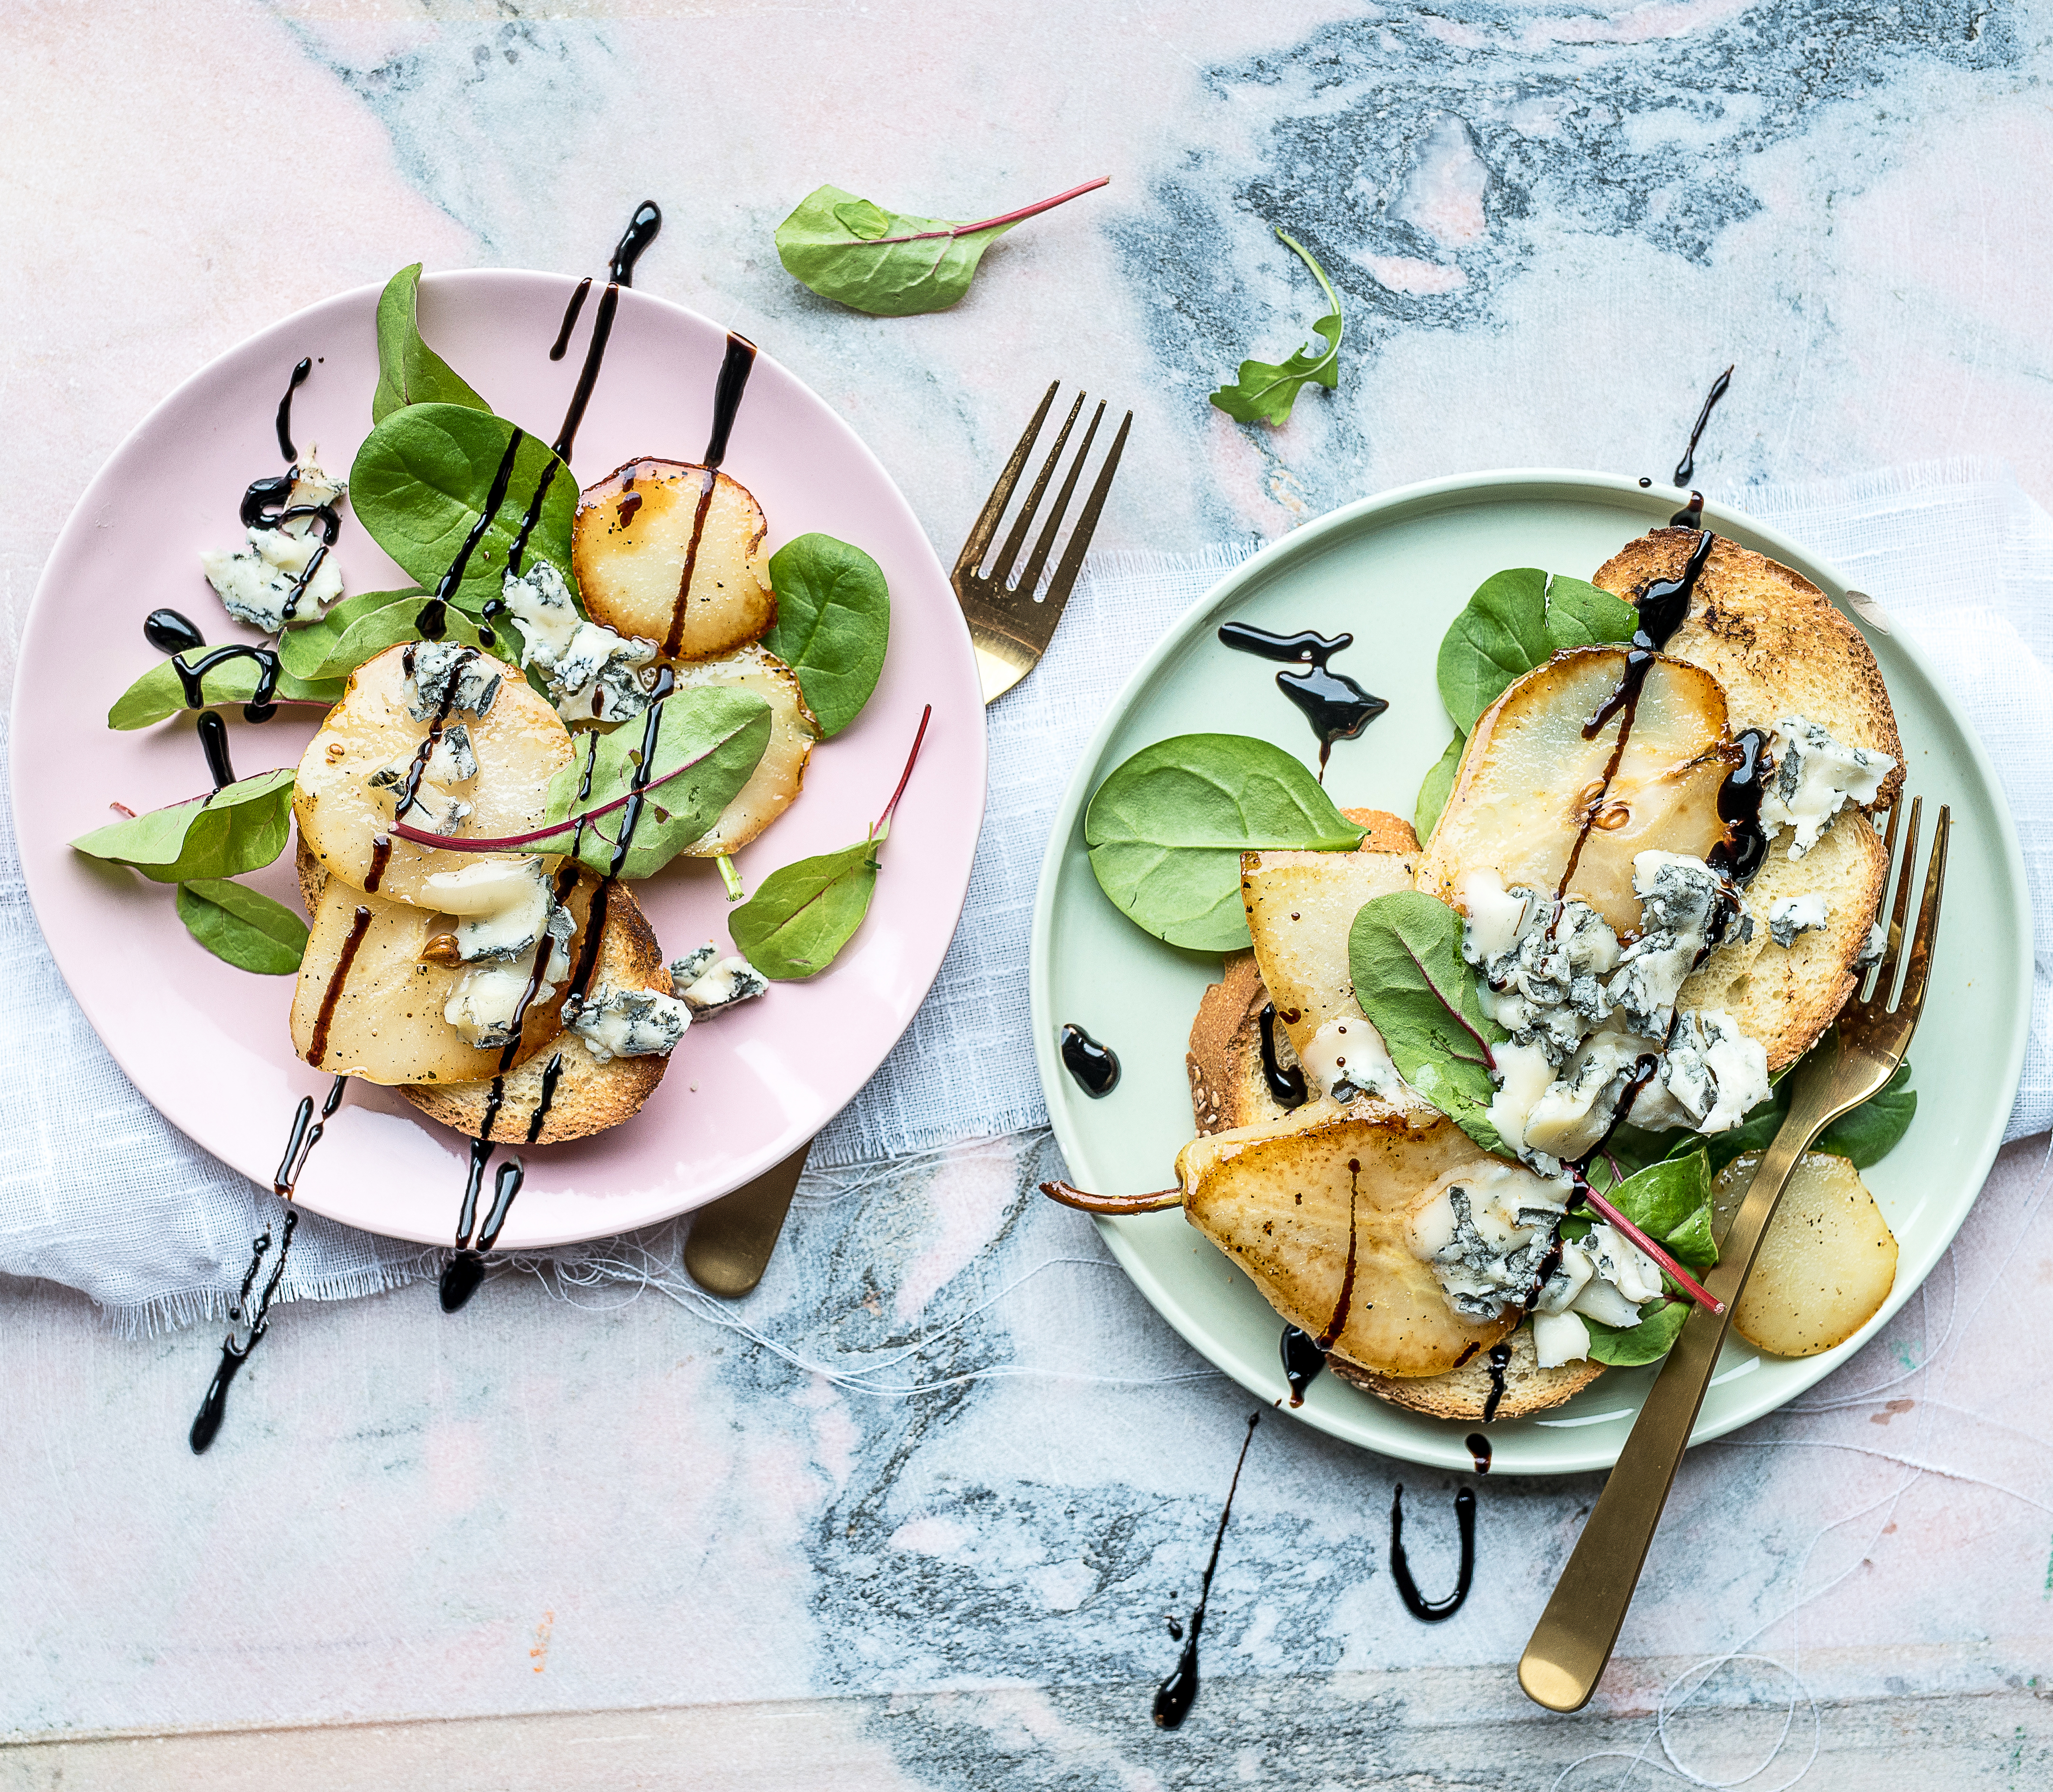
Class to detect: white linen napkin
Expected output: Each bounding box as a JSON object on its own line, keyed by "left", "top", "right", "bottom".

{"left": 3, "top": 460, "right": 2047, "bottom": 1331}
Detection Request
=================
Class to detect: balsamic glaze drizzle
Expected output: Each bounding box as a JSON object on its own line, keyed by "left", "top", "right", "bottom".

{"left": 1154, "top": 1413, "right": 1259, "bottom": 1730}
{"left": 609, "top": 201, "right": 663, "bottom": 285}
{"left": 433, "top": 433, "right": 524, "bottom": 603}
{"left": 549, "top": 278, "right": 592, "bottom": 360}
{"left": 551, "top": 203, "right": 663, "bottom": 464}
{"left": 1217, "top": 622, "right": 1388, "bottom": 778}
{"left": 196, "top": 712, "right": 236, "bottom": 789}
{"left": 703, "top": 333, "right": 758, "bottom": 470}
{"left": 1673, "top": 366, "right": 1733, "bottom": 487}
{"left": 1708, "top": 725, "right": 1771, "bottom": 885}
{"left": 1671, "top": 490, "right": 1705, "bottom": 529}
{"left": 1316, "top": 1158, "right": 1362, "bottom": 1351}
{"left": 275, "top": 356, "right": 313, "bottom": 462}
{"left": 171, "top": 644, "right": 281, "bottom": 725}
{"left": 1281, "top": 1325, "right": 1326, "bottom": 1407}
{"left": 1059, "top": 1023, "right": 1120, "bottom": 1097}
{"left": 1389, "top": 1485, "right": 1476, "bottom": 1621}
{"left": 1480, "top": 1341, "right": 1513, "bottom": 1423}
{"left": 1257, "top": 1003, "right": 1308, "bottom": 1110}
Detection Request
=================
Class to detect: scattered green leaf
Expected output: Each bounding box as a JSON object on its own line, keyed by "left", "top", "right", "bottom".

{"left": 1209, "top": 229, "right": 1343, "bottom": 427}
{"left": 108, "top": 658, "right": 344, "bottom": 731}
{"left": 1435, "top": 567, "right": 1639, "bottom": 735}
{"left": 729, "top": 837, "right": 881, "bottom": 979}
{"left": 175, "top": 878, "right": 309, "bottom": 975}
{"left": 371, "top": 264, "right": 491, "bottom": 424}
{"left": 71, "top": 768, "right": 296, "bottom": 884}
{"left": 1083, "top": 734, "right": 1365, "bottom": 951}
{"left": 302, "top": 594, "right": 489, "bottom": 684}
{"left": 1348, "top": 890, "right": 1509, "bottom": 1154}
{"left": 349, "top": 404, "right": 575, "bottom": 610}
{"left": 763, "top": 534, "right": 891, "bottom": 737}
{"left": 1567, "top": 1148, "right": 1720, "bottom": 1366}
{"left": 275, "top": 588, "right": 427, "bottom": 680}
{"left": 774, "top": 177, "right": 1107, "bottom": 317}
{"left": 1414, "top": 734, "right": 1463, "bottom": 842}
{"left": 1582, "top": 1297, "right": 1691, "bottom": 1367}
{"left": 1816, "top": 1061, "right": 1916, "bottom": 1167}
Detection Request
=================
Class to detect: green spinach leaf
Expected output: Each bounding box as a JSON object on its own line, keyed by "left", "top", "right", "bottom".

{"left": 1083, "top": 734, "right": 1365, "bottom": 951}
{"left": 1583, "top": 1298, "right": 1691, "bottom": 1367}
{"left": 728, "top": 837, "right": 881, "bottom": 979}
{"left": 71, "top": 768, "right": 296, "bottom": 884}
{"left": 1209, "top": 230, "right": 1343, "bottom": 427}
{"left": 1816, "top": 1060, "right": 1916, "bottom": 1167}
{"left": 175, "top": 878, "right": 309, "bottom": 975}
{"left": 108, "top": 659, "right": 343, "bottom": 731}
{"left": 302, "top": 593, "right": 489, "bottom": 683}
{"left": 1348, "top": 890, "right": 1508, "bottom": 1154}
{"left": 764, "top": 534, "right": 890, "bottom": 737}
{"left": 774, "top": 177, "right": 1106, "bottom": 317}
{"left": 1414, "top": 734, "right": 1463, "bottom": 842}
{"left": 1593, "top": 1147, "right": 1718, "bottom": 1273}
{"left": 371, "top": 264, "right": 491, "bottom": 423}
{"left": 349, "top": 405, "right": 575, "bottom": 609}
{"left": 1436, "top": 567, "right": 1639, "bottom": 734}
{"left": 275, "top": 588, "right": 426, "bottom": 679}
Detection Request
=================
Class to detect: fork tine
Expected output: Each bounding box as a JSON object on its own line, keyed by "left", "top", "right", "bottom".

{"left": 986, "top": 391, "right": 1085, "bottom": 588}
{"left": 1038, "top": 409, "right": 1132, "bottom": 620}
{"left": 1870, "top": 796, "right": 1922, "bottom": 1004}
{"left": 1014, "top": 402, "right": 1105, "bottom": 599}
{"left": 951, "top": 380, "right": 1058, "bottom": 583}
{"left": 1893, "top": 804, "right": 1950, "bottom": 1019}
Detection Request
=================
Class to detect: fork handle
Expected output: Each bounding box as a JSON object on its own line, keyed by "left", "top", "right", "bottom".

{"left": 1517, "top": 1056, "right": 1851, "bottom": 1712}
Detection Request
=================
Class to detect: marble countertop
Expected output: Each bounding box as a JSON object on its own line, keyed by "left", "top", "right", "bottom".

{"left": 6, "top": 1, "right": 2053, "bottom": 1785}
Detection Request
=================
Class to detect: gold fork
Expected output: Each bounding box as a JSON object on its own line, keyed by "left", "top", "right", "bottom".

{"left": 1519, "top": 795, "right": 1950, "bottom": 1713}
{"left": 955, "top": 380, "right": 1133, "bottom": 703}
{"left": 684, "top": 382, "right": 1132, "bottom": 1297}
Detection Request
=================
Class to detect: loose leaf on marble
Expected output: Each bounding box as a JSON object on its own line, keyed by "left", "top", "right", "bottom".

{"left": 1209, "top": 229, "right": 1344, "bottom": 427}
{"left": 1436, "top": 568, "right": 1640, "bottom": 735}
{"left": 349, "top": 404, "right": 577, "bottom": 611}
{"left": 1414, "top": 734, "right": 1464, "bottom": 842}
{"left": 1347, "top": 890, "right": 1508, "bottom": 1154}
{"left": 1083, "top": 734, "right": 1365, "bottom": 952}
{"left": 276, "top": 588, "right": 426, "bottom": 679}
{"left": 175, "top": 878, "right": 309, "bottom": 975}
{"left": 108, "top": 658, "right": 343, "bottom": 731}
{"left": 763, "top": 533, "right": 890, "bottom": 737}
{"left": 71, "top": 768, "right": 297, "bottom": 884}
{"left": 773, "top": 177, "right": 1108, "bottom": 317}
{"left": 370, "top": 264, "right": 491, "bottom": 424}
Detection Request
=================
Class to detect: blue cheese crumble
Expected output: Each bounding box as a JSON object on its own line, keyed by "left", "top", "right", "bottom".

{"left": 500, "top": 562, "right": 662, "bottom": 723}
{"left": 1768, "top": 893, "right": 1829, "bottom": 948}
{"left": 1407, "top": 1160, "right": 1572, "bottom": 1320}
{"left": 669, "top": 945, "right": 769, "bottom": 1016}
{"left": 1759, "top": 716, "right": 1896, "bottom": 858}
{"left": 406, "top": 643, "right": 503, "bottom": 722}
{"left": 199, "top": 461, "right": 347, "bottom": 633}
{"left": 565, "top": 984, "right": 691, "bottom": 1062}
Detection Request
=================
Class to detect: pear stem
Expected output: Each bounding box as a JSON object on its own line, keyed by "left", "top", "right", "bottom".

{"left": 1040, "top": 1179, "right": 1182, "bottom": 1216}
{"left": 717, "top": 854, "right": 745, "bottom": 902}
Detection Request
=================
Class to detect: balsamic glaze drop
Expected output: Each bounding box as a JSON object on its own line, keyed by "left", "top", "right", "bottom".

{"left": 1673, "top": 365, "right": 1733, "bottom": 487}
{"left": 1257, "top": 1003, "right": 1308, "bottom": 1110}
{"left": 1154, "top": 1413, "right": 1259, "bottom": 1730}
{"left": 1388, "top": 1485, "right": 1476, "bottom": 1622}
{"left": 610, "top": 201, "right": 663, "bottom": 285}
{"left": 196, "top": 711, "right": 236, "bottom": 790}
{"left": 1466, "top": 1433, "right": 1493, "bottom": 1474}
{"left": 1217, "top": 623, "right": 1388, "bottom": 777}
{"left": 1058, "top": 1022, "right": 1121, "bottom": 1096}
{"left": 1638, "top": 476, "right": 1653, "bottom": 489}
{"left": 1707, "top": 725, "right": 1771, "bottom": 885}
{"left": 1280, "top": 1325, "right": 1327, "bottom": 1407}
{"left": 275, "top": 356, "right": 313, "bottom": 462}
{"left": 143, "top": 608, "right": 206, "bottom": 656}
{"left": 1670, "top": 489, "right": 1706, "bottom": 529}
{"left": 1480, "top": 1340, "right": 1513, "bottom": 1423}
{"left": 442, "top": 1160, "right": 529, "bottom": 1314}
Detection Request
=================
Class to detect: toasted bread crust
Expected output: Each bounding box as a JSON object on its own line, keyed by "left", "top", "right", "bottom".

{"left": 1331, "top": 1320, "right": 1606, "bottom": 1419}
{"left": 401, "top": 881, "right": 676, "bottom": 1144}
{"left": 297, "top": 836, "right": 326, "bottom": 914}
{"left": 1593, "top": 529, "right": 1904, "bottom": 812}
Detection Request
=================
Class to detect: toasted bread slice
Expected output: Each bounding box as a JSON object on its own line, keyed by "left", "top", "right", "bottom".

{"left": 1330, "top": 1319, "right": 1605, "bottom": 1419}
{"left": 1592, "top": 529, "right": 1904, "bottom": 810}
{"left": 401, "top": 881, "right": 675, "bottom": 1143}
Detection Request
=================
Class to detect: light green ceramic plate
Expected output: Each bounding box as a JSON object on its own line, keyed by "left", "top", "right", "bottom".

{"left": 1029, "top": 470, "right": 2029, "bottom": 1476}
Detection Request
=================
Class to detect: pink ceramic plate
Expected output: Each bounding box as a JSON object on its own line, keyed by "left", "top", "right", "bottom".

{"left": 14, "top": 271, "right": 985, "bottom": 1248}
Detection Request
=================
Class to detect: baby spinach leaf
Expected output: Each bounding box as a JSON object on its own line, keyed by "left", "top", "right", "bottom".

{"left": 774, "top": 177, "right": 1106, "bottom": 317}
{"left": 1583, "top": 1297, "right": 1691, "bottom": 1367}
{"left": 71, "top": 768, "right": 296, "bottom": 884}
{"left": 540, "top": 688, "right": 772, "bottom": 880}
{"left": 764, "top": 534, "right": 890, "bottom": 737}
{"left": 1595, "top": 1147, "right": 1718, "bottom": 1273}
{"left": 1436, "top": 568, "right": 1639, "bottom": 734}
{"left": 108, "top": 659, "right": 343, "bottom": 731}
{"left": 1084, "top": 734, "right": 1365, "bottom": 952}
{"left": 1209, "top": 229, "right": 1343, "bottom": 427}
{"left": 728, "top": 837, "right": 880, "bottom": 979}
{"left": 176, "top": 878, "right": 309, "bottom": 975}
{"left": 302, "top": 594, "right": 489, "bottom": 684}
{"left": 1816, "top": 1060, "right": 1916, "bottom": 1167}
{"left": 276, "top": 588, "right": 425, "bottom": 679}
{"left": 1414, "top": 734, "right": 1463, "bottom": 842}
{"left": 371, "top": 264, "right": 491, "bottom": 424}
{"left": 1348, "top": 890, "right": 1508, "bottom": 1154}
{"left": 349, "top": 405, "right": 575, "bottom": 609}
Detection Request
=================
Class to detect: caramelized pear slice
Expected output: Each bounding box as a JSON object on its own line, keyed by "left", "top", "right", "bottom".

{"left": 573, "top": 459, "right": 775, "bottom": 660}
{"left": 1241, "top": 848, "right": 1419, "bottom": 1063}
{"left": 1419, "top": 647, "right": 1734, "bottom": 934}
{"left": 293, "top": 643, "right": 574, "bottom": 908}
{"left": 1175, "top": 1105, "right": 1518, "bottom": 1378}
{"left": 666, "top": 643, "right": 821, "bottom": 856}
{"left": 288, "top": 876, "right": 593, "bottom": 1085}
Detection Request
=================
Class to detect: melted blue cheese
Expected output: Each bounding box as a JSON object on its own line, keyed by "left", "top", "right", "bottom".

{"left": 406, "top": 644, "right": 503, "bottom": 723}
{"left": 1760, "top": 716, "right": 1895, "bottom": 857}
{"left": 1768, "top": 893, "right": 1829, "bottom": 948}
{"left": 1407, "top": 1160, "right": 1572, "bottom": 1320}
{"left": 1629, "top": 1009, "right": 1770, "bottom": 1135}
{"left": 1299, "top": 1014, "right": 1408, "bottom": 1102}
{"left": 423, "top": 858, "right": 556, "bottom": 963}
{"left": 1608, "top": 851, "right": 1724, "bottom": 1039}
{"left": 500, "top": 562, "right": 661, "bottom": 723}
{"left": 200, "top": 462, "right": 346, "bottom": 632}
{"left": 565, "top": 984, "right": 691, "bottom": 1062}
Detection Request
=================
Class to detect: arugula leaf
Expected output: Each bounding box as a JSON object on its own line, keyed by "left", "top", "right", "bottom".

{"left": 108, "top": 659, "right": 343, "bottom": 731}
{"left": 539, "top": 688, "right": 772, "bottom": 880}
{"left": 71, "top": 769, "right": 296, "bottom": 884}
{"left": 1209, "top": 229, "right": 1343, "bottom": 427}
{"left": 729, "top": 837, "right": 881, "bottom": 979}
{"left": 349, "top": 404, "right": 575, "bottom": 609}
{"left": 1583, "top": 1298, "right": 1691, "bottom": 1367}
{"left": 371, "top": 264, "right": 491, "bottom": 423}
{"left": 1436, "top": 567, "right": 1639, "bottom": 734}
{"left": 1816, "top": 1060, "right": 1916, "bottom": 1166}
{"left": 275, "top": 588, "right": 426, "bottom": 679}
{"left": 774, "top": 177, "right": 1106, "bottom": 317}
{"left": 1083, "top": 734, "right": 1365, "bottom": 951}
{"left": 1348, "top": 890, "right": 1508, "bottom": 1153}
{"left": 1414, "top": 735, "right": 1463, "bottom": 842}
{"left": 763, "top": 534, "right": 890, "bottom": 737}
{"left": 175, "top": 878, "right": 309, "bottom": 975}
